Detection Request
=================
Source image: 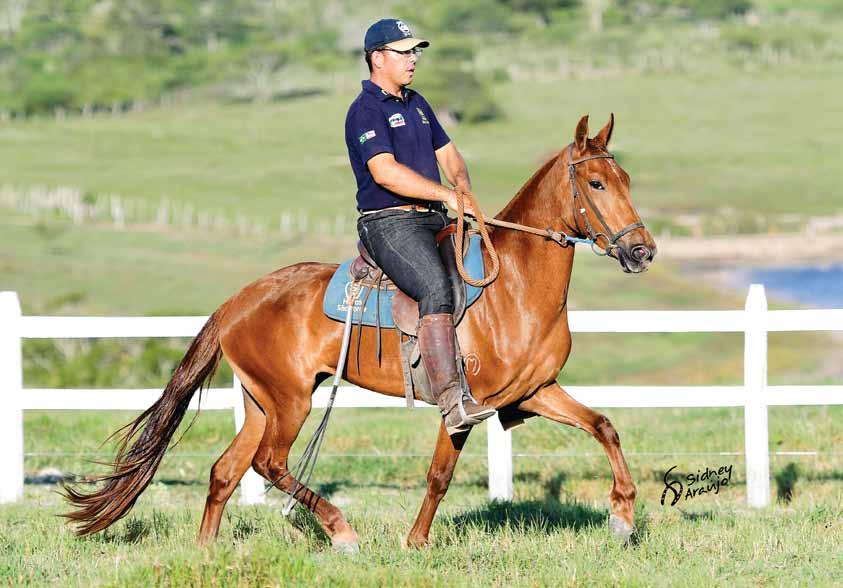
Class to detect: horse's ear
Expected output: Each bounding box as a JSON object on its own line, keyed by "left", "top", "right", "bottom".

{"left": 574, "top": 115, "right": 589, "bottom": 153}
{"left": 593, "top": 113, "right": 614, "bottom": 149}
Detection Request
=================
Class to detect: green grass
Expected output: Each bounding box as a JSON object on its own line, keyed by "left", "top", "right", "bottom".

{"left": 3, "top": 57, "right": 841, "bottom": 321}
{"left": 2, "top": 46, "right": 841, "bottom": 586}
{"left": 5, "top": 406, "right": 843, "bottom": 586}
{"left": 2, "top": 60, "right": 842, "bottom": 224}
{"left": 2, "top": 11, "right": 842, "bottom": 585}
{"left": 3, "top": 58, "right": 842, "bottom": 322}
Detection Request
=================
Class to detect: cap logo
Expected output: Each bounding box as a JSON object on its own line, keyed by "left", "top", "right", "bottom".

{"left": 395, "top": 20, "right": 411, "bottom": 37}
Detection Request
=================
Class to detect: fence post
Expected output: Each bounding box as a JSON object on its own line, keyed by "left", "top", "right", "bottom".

{"left": 232, "top": 374, "right": 265, "bottom": 505}
{"left": 0, "top": 292, "right": 24, "bottom": 503}
{"left": 744, "top": 284, "right": 770, "bottom": 507}
{"left": 487, "top": 414, "right": 513, "bottom": 500}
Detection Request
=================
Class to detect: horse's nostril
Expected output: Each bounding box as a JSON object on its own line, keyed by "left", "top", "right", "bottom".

{"left": 631, "top": 245, "right": 651, "bottom": 262}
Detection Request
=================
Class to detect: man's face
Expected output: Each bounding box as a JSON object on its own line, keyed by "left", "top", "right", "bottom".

{"left": 373, "top": 47, "right": 418, "bottom": 87}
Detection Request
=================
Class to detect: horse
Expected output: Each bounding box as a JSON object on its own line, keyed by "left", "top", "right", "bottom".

{"left": 63, "top": 114, "right": 657, "bottom": 552}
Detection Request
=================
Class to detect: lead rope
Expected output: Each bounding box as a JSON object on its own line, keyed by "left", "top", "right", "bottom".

{"left": 453, "top": 190, "right": 500, "bottom": 287}
{"left": 271, "top": 280, "right": 361, "bottom": 516}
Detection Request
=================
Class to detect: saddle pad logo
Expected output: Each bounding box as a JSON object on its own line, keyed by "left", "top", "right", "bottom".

{"left": 358, "top": 129, "right": 376, "bottom": 143}
{"left": 388, "top": 113, "right": 406, "bottom": 128}
{"left": 416, "top": 107, "right": 429, "bottom": 124}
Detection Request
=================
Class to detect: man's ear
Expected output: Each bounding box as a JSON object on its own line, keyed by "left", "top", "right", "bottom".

{"left": 593, "top": 113, "right": 614, "bottom": 149}
{"left": 574, "top": 115, "right": 589, "bottom": 153}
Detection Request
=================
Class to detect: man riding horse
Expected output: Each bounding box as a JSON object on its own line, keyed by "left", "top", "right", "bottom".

{"left": 65, "top": 19, "right": 657, "bottom": 550}
{"left": 345, "top": 18, "right": 496, "bottom": 435}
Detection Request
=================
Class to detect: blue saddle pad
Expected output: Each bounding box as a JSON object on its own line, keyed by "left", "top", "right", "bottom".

{"left": 323, "top": 234, "right": 486, "bottom": 328}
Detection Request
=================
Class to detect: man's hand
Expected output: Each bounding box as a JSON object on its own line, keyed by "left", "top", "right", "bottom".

{"left": 445, "top": 187, "right": 479, "bottom": 219}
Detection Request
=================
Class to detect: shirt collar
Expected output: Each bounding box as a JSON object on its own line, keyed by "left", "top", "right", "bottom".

{"left": 362, "top": 79, "right": 414, "bottom": 102}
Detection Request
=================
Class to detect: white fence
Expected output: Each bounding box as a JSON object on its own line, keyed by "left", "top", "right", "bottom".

{"left": 2, "top": 286, "right": 842, "bottom": 507}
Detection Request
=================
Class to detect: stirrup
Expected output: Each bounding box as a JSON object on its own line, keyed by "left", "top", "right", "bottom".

{"left": 444, "top": 396, "right": 496, "bottom": 436}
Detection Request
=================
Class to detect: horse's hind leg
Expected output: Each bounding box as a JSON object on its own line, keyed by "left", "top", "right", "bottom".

{"left": 519, "top": 382, "right": 637, "bottom": 543}
{"left": 251, "top": 390, "right": 360, "bottom": 553}
{"left": 197, "top": 383, "right": 266, "bottom": 545}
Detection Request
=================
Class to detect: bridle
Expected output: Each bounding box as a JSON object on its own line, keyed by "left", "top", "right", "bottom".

{"left": 567, "top": 146, "right": 645, "bottom": 257}
{"left": 453, "top": 145, "right": 647, "bottom": 286}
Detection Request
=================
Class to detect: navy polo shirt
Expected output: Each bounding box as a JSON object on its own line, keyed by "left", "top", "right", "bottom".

{"left": 345, "top": 79, "right": 451, "bottom": 211}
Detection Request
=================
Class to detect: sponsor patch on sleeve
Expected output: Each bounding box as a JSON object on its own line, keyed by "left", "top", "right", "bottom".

{"left": 358, "top": 130, "right": 376, "bottom": 144}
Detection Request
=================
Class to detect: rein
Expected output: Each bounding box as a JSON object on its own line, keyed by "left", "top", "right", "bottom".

{"left": 453, "top": 149, "right": 645, "bottom": 286}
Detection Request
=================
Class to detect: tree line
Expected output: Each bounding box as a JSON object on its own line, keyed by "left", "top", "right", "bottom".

{"left": 0, "top": 0, "right": 754, "bottom": 117}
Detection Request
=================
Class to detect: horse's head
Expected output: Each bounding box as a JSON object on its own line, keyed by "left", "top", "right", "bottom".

{"left": 564, "top": 114, "right": 657, "bottom": 273}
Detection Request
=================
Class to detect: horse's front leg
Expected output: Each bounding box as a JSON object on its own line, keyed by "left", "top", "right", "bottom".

{"left": 519, "top": 382, "right": 636, "bottom": 542}
{"left": 404, "top": 422, "right": 470, "bottom": 548}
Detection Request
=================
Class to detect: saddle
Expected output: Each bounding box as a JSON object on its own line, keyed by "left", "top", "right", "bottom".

{"left": 349, "top": 222, "right": 468, "bottom": 337}
{"left": 322, "top": 221, "right": 486, "bottom": 408}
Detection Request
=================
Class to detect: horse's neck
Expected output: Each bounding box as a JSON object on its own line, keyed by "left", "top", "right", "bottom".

{"left": 488, "top": 153, "right": 577, "bottom": 314}
{"left": 494, "top": 153, "right": 570, "bottom": 231}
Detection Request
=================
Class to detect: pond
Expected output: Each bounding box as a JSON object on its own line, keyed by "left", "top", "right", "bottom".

{"left": 725, "top": 264, "right": 843, "bottom": 308}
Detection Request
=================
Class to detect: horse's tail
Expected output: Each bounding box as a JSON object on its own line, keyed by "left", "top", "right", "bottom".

{"left": 62, "top": 310, "right": 224, "bottom": 535}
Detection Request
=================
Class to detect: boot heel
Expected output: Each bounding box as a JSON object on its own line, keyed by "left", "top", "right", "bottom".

{"left": 445, "top": 422, "right": 471, "bottom": 436}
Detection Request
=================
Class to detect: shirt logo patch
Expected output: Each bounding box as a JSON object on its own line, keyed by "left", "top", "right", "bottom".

{"left": 416, "top": 107, "right": 429, "bottom": 125}
{"left": 388, "top": 113, "right": 406, "bottom": 128}
{"left": 396, "top": 20, "right": 411, "bottom": 36}
{"left": 358, "top": 129, "right": 376, "bottom": 143}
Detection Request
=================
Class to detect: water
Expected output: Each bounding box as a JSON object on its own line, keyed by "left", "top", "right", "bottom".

{"left": 727, "top": 264, "right": 843, "bottom": 308}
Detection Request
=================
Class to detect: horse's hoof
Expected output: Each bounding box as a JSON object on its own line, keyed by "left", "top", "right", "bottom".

{"left": 332, "top": 539, "right": 360, "bottom": 555}
{"left": 401, "top": 535, "right": 429, "bottom": 550}
{"left": 331, "top": 529, "right": 360, "bottom": 554}
{"left": 609, "top": 514, "right": 634, "bottom": 544}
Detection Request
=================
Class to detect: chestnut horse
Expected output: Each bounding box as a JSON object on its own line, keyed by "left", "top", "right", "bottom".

{"left": 64, "top": 114, "right": 657, "bottom": 551}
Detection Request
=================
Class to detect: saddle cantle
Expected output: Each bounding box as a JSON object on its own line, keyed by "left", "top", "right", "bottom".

{"left": 322, "top": 222, "right": 485, "bottom": 336}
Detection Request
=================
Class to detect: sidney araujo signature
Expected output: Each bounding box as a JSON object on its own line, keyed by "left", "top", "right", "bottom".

{"left": 660, "top": 464, "right": 734, "bottom": 507}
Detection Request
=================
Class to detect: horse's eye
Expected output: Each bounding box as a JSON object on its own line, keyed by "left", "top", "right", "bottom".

{"left": 589, "top": 180, "right": 605, "bottom": 191}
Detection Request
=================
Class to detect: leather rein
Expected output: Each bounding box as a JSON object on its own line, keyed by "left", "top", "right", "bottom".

{"left": 453, "top": 148, "right": 646, "bottom": 286}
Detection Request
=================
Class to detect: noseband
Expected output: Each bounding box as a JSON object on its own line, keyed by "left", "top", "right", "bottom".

{"left": 568, "top": 147, "right": 645, "bottom": 256}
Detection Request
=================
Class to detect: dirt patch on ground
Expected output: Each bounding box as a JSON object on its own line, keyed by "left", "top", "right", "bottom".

{"left": 656, "top": 233, "right": 843, "bottom": 266}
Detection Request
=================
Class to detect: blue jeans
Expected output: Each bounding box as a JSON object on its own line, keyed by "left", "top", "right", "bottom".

{"left": 357, "top": 209, "right": 453, "bottom": 317}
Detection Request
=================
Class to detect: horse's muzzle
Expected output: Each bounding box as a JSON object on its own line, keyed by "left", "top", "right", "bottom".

{"left": 616, "top": 242, "right": 656, "bottom": 274}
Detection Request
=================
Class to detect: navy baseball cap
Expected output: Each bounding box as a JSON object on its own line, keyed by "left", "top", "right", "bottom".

{"left": 364, "top": 19, "right": 429, "bottom": 53}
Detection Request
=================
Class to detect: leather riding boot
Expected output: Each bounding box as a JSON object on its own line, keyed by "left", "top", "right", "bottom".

{"left": 417, "top": 313, "right": 496, "bottom": 435}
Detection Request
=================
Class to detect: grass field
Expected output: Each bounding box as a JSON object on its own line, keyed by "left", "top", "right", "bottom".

{"left": 3, "top": 61, "right": 842, "bottom": 223}
{"left": 3, "top": 406, "right": 842, "bottom": 586}
{"left": 2, "top": 31, "right": 842, "bottom": 586}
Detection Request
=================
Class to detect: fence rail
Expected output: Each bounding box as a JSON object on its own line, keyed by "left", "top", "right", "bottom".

{"left": 2, "top": 286, "right": 842, "bottom": 506}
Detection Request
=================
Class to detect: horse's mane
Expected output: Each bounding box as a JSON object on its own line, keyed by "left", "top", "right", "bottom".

{"left": 495, "top": 146, "right": 568, "bottom": 225}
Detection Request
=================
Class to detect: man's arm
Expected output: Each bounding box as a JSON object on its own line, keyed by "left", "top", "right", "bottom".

{"left": 367, "top": 152, "right": 476, "bottom": 215}
{"left": 434, "top": 141, "right": 471, "bottom": 191}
